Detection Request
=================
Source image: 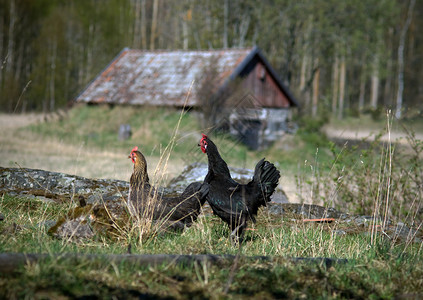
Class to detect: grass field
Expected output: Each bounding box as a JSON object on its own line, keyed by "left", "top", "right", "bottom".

{"left": 1, "top": 105, "right": 423, "bottom": 298}
{"left": 1, "top": 194, "right": 422, "bottom": 299}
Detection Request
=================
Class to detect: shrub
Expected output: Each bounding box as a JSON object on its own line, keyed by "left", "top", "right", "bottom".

{"left": 296, "top": 115, "right": 329, "bottom": 148}
{"left": 324, "top": 116, "right": 422, "bottom": 225}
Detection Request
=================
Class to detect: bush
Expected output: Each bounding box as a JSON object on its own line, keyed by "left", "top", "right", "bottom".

{"left": 296, "top": 115, "right": 329, "bottom": 148}
{"left": 323, "top": 124, "right": 422, "bottom": 224}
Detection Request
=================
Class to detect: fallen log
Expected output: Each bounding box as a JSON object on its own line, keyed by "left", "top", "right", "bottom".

{"left": 0, "top": 166, "right": 343, "bottom": 220}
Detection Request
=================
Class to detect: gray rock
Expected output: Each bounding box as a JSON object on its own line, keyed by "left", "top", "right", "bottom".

{"left": 391, "top": 223, "right": 420, "bottom": 242}
{"left": 271, "top": 190, "right": 289, "bottom": 203}
{"left": 413, "top": 237, "right": 422, "bottom": 243}
{"left": 0, "top": 166, "right": 129, "bottom": 205}
{"left": 333, "top": 230, "right": 347, "bottom": 236}
{"left": 353, "top": 215, "right": 380, "bottom": 226}
{"left": 37, "top": 220, "right": 57, "bottom": 230}
{"left": 339, "top": 213, "right": 351, "bottom": 220}
{"left": 53, "top": 217, "right": 95, "bottom": 240}
{"left": 266, "top": 203, "right": 285, "bottom": 215}
{"left": 265, "top": 203, "right": 342, "bottom": 218}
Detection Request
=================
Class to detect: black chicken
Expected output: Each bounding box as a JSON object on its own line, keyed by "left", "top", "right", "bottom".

{"left": 128, "top": 146, "right": 208, "bottom": 230}
{"left": 198, "top": 134, "right": 280, "bottom": 242}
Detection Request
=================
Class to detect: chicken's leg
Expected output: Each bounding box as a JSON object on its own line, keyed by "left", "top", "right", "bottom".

{"left": 230, "top": 221, "right": 246, "bottom": 245}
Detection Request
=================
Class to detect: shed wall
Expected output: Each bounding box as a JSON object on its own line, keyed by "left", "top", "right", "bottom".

{"left": 242, "top": 61, "right": 291, "bottom": 108}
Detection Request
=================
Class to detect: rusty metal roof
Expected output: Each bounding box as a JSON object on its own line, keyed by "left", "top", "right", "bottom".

{"left": 76, "top": 47, "right": 256, "bottom": 107}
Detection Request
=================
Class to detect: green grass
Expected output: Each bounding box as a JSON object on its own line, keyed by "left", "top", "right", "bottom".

{"left": 0, "top": 194, "right": 383, "bottom": 257}
{"left": 3, "top": 253, "right": 422, "bottom": 299}
{"left": 2, "top": 106, "right": 423, "bottom": 298}
{"left": 1, "top": 194, "right": 422, "bottom": 298}
{"left": 27, "top": 105, "right": 200, "bottom": 156}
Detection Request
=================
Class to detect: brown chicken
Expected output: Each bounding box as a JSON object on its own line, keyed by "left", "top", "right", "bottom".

{"left": 128, "top": 146, "right": 208, "bottom": 230}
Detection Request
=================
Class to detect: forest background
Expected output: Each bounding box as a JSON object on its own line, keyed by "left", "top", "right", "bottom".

{"left": 0, "top": 0, "right": 421, "bottom": 120}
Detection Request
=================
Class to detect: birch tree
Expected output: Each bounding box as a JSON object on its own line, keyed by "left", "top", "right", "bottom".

{"left": 395, "top": 0, "right": 416, "bottom": 119}
{"left": 370, "top": 56, "right": 379, "bottom": 109}
{"left": 223, "top": 0, "right": 228, "bottom": 48}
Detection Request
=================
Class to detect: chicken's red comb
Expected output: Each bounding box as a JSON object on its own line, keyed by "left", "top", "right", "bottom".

{"left": 201, "top": 134, "right": 208, "bottom": 139}
{"left": 131, "top": 146, "right": 138, "bottom": 153}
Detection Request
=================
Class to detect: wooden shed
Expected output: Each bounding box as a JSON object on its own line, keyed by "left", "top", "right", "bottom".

{"left": 76, "top": 47, "right": 299, "bottom": 149}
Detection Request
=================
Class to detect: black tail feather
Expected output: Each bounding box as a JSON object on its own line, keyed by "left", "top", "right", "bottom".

{"left": 253, "top": 158, "right": 280, "bottom": 202}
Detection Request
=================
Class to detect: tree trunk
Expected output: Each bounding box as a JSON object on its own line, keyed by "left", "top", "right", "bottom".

{"left": 299, "top": 54, "right": 308, "bottom": 92}
{"left": 332, "top": 55, "right": 339, "bottom": 115}
{"left": 370, "top": 56, "right": 379, "bottom": 109}
{"left": 237, "top": 15, "right": 250, "bottom": 48}
{"left": 141, "top": 0, "right": 147, "bottom": 49}
{"left": 65, "top": 30, "right": 72, "bottom": 104}
{"left": 85, "top": 23, "right": 94, "bottom": 83}
{"left": 150, "top": 0, "right": 159, "bottom": 50}
{"left": 21, "top": 49, "right": 31, "bottom": 114}
{"left": 11, "top": 42, "right": 24, "bottom": 113}
{"left": 223, "top": 0, "right": 228, "bottom": 48}
{"left": 133, "top": 0, "right": 141, "bottom": 48}
{"left": 395, "top": 0, "right": 416, "bottom": 119}
{"left": 14, "top": 41, "right": 23, "bottom": 83}
{"left": 338, "top": 56, "right": 346, "bottom": 120}
{"left": 6, "top": 0, "right": 15, "bottom": 75}
{"left": 49, "top": 40, "right": 57, "bottom": 112}
{"left": 78, "top": 44, "right": 84, "bottom": 86}
{"left": 182, "top": 10, "right": 189, "bottom": 50}
{"left": 43, "top": 80, "right": 48, "bottom": 114}
{"left": 302, "top": 69, "right": 311, "bottom": 115}
{"left": 358, "top": 71, "right": 366, "bottom": 112}
{"left": 383, "top": 28, "right": 394, "bottom": 107}
{"left": 312, "top": 59, "right": 319, "bottom": 117}
{"left": 0, "top": 13, "right": 4, "bottom": 88}
{"left": 172, "top": 10, "right": 179, "bottom": 49}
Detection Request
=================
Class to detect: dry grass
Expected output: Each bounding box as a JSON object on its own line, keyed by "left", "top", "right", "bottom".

{"left": 0, "top": 112, "right": 185, "bottom": 182}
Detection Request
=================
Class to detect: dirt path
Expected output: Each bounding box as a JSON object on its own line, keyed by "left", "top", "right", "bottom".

{"left": 323, "top": 126, "right": 423, "bottom": 145}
